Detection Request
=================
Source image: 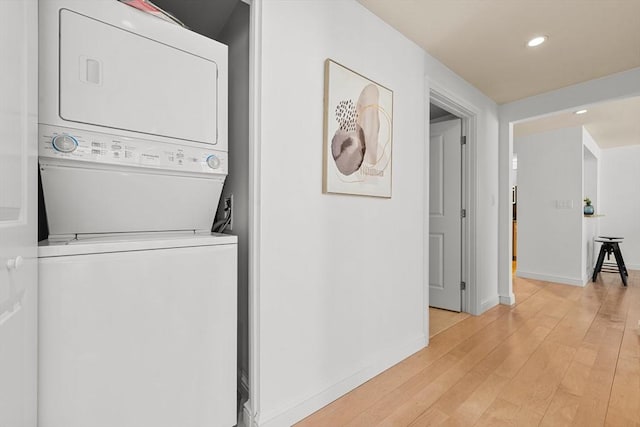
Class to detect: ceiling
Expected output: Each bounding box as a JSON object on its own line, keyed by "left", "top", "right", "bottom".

{"left": 514, "top": 95, "right": 640, "bottom": 149}
{"left": 357, "top": 0, "right": 640, "bottom": 148}
{"left": 357, "top": 0, "right": 640, "bottom": 105}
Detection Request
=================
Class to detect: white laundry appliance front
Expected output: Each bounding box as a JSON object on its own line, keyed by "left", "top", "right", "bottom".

{"left": 37, "top": 1, "right": 237, "bottom": 426}
{"left": 38, "top": 233, "right": 237, "bottom": 427}
{"left": 38, "top": 0, "right": 229, "bottom": 238}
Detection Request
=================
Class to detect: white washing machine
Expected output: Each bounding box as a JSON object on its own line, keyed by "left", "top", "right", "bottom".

{"left": 37, "top": 1, "right": 237, "bottom": 426}
{"left": 38, "top": 233, "right": 237, "bottom": 427}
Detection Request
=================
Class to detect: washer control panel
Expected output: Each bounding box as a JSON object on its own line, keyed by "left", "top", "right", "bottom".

{"left": 39, "top": 125, "right": 227, "bottom": 174}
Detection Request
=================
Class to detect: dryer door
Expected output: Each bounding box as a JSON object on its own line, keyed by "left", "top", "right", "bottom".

{"left": 59, "top": 9, "right": 219, "bottom": 145}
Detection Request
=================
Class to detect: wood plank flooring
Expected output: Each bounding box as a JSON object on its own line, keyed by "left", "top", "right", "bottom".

{"left": 430, "top": 308, "right": 470, "bottom": 338}
{"left": 296, "top": 271, "right": 640, "bottom": 427}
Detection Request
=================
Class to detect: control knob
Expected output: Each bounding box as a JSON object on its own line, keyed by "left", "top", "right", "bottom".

{"left": 52, "top": 134, "right": 78, "bottom": 153}
{"left": 206, "top": 154, "right": 221, "bottom": 169}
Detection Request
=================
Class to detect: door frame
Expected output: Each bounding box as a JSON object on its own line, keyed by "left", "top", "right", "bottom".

{"left": 425, "top": 82, "right": 481, "bottom": 333}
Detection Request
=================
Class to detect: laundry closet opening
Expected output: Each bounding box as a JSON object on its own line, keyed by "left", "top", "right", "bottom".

{"left": 37, "top": 0, "right": 251, "bottom": 416}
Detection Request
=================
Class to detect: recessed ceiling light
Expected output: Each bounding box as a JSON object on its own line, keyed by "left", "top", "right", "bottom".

{"left": 575, "top": 109, "right": 588, "bottom": 115}
{"left": 527, "top": 36, "right": 548, "bottom": 47}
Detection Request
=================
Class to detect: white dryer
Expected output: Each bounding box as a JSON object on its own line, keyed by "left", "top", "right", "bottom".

{"left": 39, "top": 0, "right": 228, "bottom": 237}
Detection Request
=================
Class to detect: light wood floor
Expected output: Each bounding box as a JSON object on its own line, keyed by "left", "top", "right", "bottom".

{"left": 430, "top": 308, "right": 470, "bottom": 338}
{"left": 296, "top": 271, "right": 640, "bottom": 426}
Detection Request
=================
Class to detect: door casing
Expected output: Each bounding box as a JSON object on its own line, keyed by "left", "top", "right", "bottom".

{"left": 424, "top": 82, "right": 481, "bottom": 342}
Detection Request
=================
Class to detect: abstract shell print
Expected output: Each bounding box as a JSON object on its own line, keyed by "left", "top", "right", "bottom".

{"left": 323, "top": 60, "right": 393, "bottom": 197}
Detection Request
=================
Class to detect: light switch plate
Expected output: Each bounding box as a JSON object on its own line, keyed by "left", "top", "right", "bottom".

{"left": 555, "top": 200, "right": 574, "bottom": 209}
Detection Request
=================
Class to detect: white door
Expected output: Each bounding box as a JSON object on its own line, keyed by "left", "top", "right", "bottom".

{"left": 0, "top": 0, "right": 38, "bottom": 425}
{"left": 429, "top": 118, "right": 462, "bottom": 312}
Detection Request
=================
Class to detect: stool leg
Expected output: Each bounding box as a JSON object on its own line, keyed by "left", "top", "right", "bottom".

{"left": 619, "top": 247, "right": 629, "bottom": 276}
{"left": 612, "top": 244, "right": 628, "bottom": 286}
{"left": 593, "top": 246, "right": 607, "bottom": 282}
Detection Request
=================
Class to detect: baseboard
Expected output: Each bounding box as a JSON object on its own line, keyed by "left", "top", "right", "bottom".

{"left": 254, "top": 333, "right": 427, "bottom": 427}
{"left": 516, "top": 270, "right": 585, "bottom": 287}
{"left": 499, "top": 293, "right": 516, "bottom": 306}
{"left": 480, "top": 294, "right": 499, "bottom": 312}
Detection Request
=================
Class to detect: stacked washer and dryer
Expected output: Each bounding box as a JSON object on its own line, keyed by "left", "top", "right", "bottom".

{"left": 37, "top": 1, "right": 237, "bottom": 426}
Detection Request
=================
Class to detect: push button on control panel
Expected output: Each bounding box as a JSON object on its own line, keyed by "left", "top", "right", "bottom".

{"left": 206, "top": 154, "right": 221, "bottom": 169}
{"left": 52, "top": 134, "right": 78, "bottom": 153}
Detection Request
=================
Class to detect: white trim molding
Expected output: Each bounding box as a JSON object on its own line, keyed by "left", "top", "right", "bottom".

{"left": 499, "top": 294, "right": 516, "bottom": 306}
{"left": 246, "top": 0, "right": 262, "bottom": 426}
{"left": 427, "top": 79, "right": 483, "bottom": 316}
{"left": 481, "top": 295, "right": 500, "bottom": 312}
{"left": 516, "top": 270, "right": 586, "bottom": 287}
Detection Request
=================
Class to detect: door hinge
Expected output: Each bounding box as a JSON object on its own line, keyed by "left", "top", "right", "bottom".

{"left": 460, "top": 281, "right": 466, "bottom": 290}
{"left": 461, "top": 209, "right": 466, "bottom": 218}
{"left": 461, "top": 135, "right": 467, "bottom": 145}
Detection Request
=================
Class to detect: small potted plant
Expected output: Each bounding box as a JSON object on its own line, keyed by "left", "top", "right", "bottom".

{"left": 584, "top": 197, "right": 594, "bottom": 215}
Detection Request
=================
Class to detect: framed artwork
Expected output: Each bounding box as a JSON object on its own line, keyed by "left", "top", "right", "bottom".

{"left": 323, "top": 59, "right": 393, "bottom": 198}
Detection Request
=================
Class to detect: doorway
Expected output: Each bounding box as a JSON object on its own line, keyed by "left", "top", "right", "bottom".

{"left": 428, "top": 105, "right": 463, "bottom": 312}
{"left": 427, "top": 99, "right": 469, "bottom": 336}
{"left": 425, "top": 93, "right": 476, "bottom": 344}
{"left": 425, "top": 87, "right": 481, "bottom": 329}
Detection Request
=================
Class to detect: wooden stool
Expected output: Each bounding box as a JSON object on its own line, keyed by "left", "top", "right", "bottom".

{"left": 592, "top": 237, "right": 627, "bottom": 286}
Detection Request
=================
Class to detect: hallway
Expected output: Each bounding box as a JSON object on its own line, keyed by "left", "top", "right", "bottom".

{"left": 297, "top": 272, "right": 640, "bottom": 426}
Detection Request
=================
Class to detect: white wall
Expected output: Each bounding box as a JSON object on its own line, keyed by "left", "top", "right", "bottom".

{"left": 499, "top": 67, "right": 640, "bottom": 303}
{"left": 583, "top": 146, "right": 598, "bottom": 210}
{"left": 515, "top": 127, "right": 584, "bottom": 285}
{"left": 600, "top": 145, "right": 640, "bottom": 269}
{"left": 256, "top": 1, "right": 426, "bottom": 425}
{"left": 251, "top": 0, "right": 500, "bottom": 425}
{"left": 582, "top": 218, "right": 598, "bottom": 283}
